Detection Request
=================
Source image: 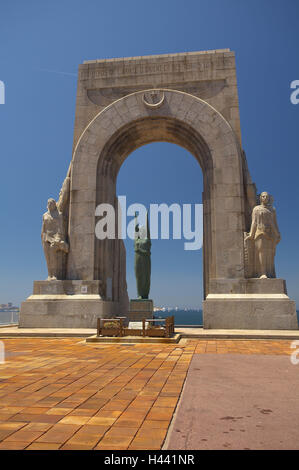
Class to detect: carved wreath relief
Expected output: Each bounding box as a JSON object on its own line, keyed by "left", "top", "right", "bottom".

{"left": 142, "top": 90, "right": 165, "bottom": 108}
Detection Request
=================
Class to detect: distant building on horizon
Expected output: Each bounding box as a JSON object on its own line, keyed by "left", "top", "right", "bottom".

{"left": 0, "top": 303, "right": 19, "bottom": 312}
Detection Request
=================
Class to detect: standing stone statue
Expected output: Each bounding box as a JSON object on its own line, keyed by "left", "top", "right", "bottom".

{"left": 41, "top": 177, "right": 70, "bottom": 280}
{"left": 245, "top": 191, "right": 281, "bottom": 278}
{"left": 134, "top": 212, "right": 151, "bottom": 299}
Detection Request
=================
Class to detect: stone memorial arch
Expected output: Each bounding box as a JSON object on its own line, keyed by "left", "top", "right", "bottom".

{"left": 20, "top": 50, "right": 298, "bottom": 330}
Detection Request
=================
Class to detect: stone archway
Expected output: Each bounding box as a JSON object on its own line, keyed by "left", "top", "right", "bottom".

{"left": 20, "top": 51, "right": 298, "bottom": 330}
{"left": 68, "top": 89, "right": 245, "bottom": 302}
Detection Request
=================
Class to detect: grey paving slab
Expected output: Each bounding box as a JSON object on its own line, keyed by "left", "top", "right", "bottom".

{"left": 165, "top": 353, "right": 299, "bottom": 450}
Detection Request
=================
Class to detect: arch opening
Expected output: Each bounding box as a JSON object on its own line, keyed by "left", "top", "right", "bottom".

{"left": 94, "top": 116, "right": 214, "bottom": 303}
{"left": 116, "top": 141, "right": 204, "bottom": 322}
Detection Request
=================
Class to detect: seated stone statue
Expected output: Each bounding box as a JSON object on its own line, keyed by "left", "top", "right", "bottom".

{"left": 41, "top": 177, "right": 70, "bottom": 280}
{"left": 245, "top": 191, "right": 281, "bottom": 278}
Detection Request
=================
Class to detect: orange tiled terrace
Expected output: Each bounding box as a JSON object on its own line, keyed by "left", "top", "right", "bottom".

{"left": 0, "top": 338, "right": 297, "bottom": 450}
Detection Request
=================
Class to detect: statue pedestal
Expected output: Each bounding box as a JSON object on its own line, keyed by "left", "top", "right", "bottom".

{"left": 203, "top": 278, "right": 298, "bottom": 330}
{"left": 128, "top": 299, "right": 154, "bottom": 322}
{"left": 19, "top": 280, "right": 119, "bottom": 328}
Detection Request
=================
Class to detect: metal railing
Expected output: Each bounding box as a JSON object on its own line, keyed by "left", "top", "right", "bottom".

{"left": 0, "top": 311, "right": 19, "bottom": 326}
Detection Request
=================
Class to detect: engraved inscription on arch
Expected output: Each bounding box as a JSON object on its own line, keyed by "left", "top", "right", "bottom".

{"left": 86, "top": 79, "right": 226, "bottom": 107}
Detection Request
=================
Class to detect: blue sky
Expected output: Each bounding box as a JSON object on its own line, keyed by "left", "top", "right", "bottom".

{"left": 0, "top": 0, "right": 298, "bottom": 308}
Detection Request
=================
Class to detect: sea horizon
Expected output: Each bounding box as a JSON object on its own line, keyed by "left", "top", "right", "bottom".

{"left": 154, "top": 309, "right": 299, "bottom": 326}
{"left": 1, "top": 309, "right": 299, "bottom": 327}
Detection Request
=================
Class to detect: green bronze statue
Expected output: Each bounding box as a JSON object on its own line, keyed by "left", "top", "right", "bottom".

{"left": 134, "top": 212, "right": 151, "bottom": 299}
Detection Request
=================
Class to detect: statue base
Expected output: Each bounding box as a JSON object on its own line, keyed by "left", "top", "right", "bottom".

{"left": 19, "top": 280, "right": 120, "bottom": 328}
{"left": 203, "top": 278, "right": 298, "bottom": 330}
{"left": 128, "top": 299, "right": 154, "bottom": 322}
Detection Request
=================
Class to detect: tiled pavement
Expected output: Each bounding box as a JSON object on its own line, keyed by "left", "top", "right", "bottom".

{"left": 0, "top": 338, "right": 296, "bottom": 450}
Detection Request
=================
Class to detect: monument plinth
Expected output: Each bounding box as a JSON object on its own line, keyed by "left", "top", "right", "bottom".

{"left": 128, "top": 299, "right": 154, "bottom": 323}
{"left": 204, "top": 278, "right": 297, "bottom": 330}
{"left": 20, "top": 280, "right": 118, "bottom": 328}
